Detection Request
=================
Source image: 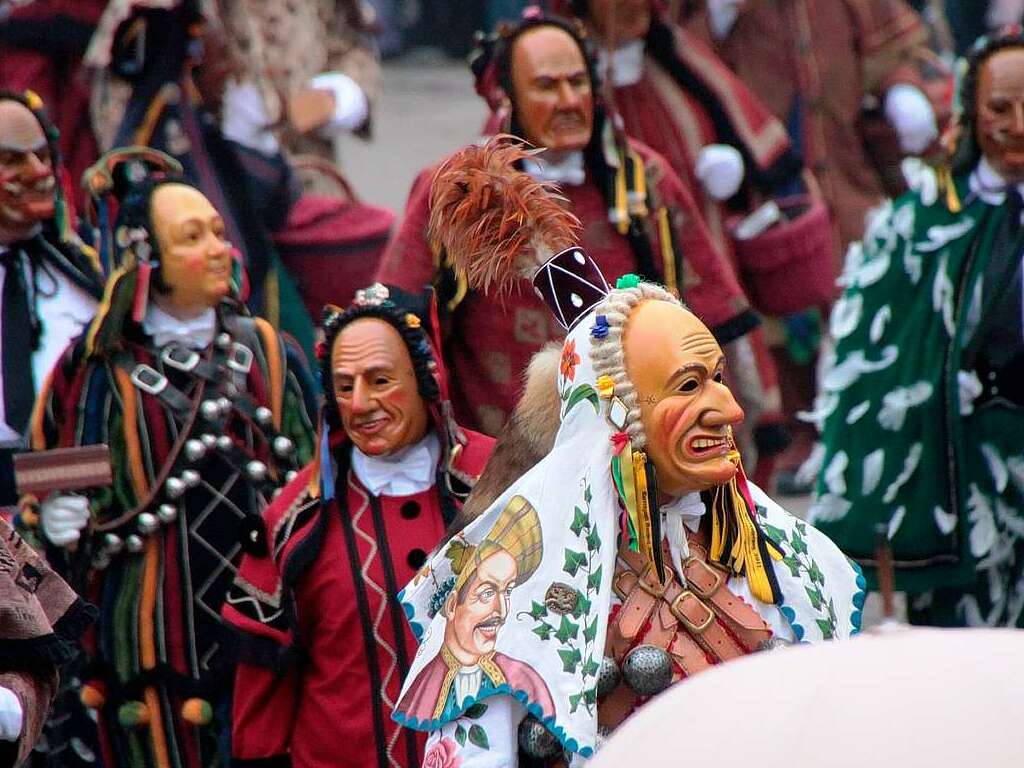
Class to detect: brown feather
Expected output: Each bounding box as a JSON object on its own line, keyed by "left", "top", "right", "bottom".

{"left": 427, "top": 135, "right": 581, "bottom": 296}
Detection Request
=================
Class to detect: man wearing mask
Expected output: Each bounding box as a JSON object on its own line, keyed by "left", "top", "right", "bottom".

{"left": 225, "top": 285, "right": 494, "bottom": 768}
{"left": 378, "top": 15, "right": 761, "bottom": 454}
{"left": 811, "top": 28, "right": 1024, "bottom": 629}
{"left": 0, "top": 91, "right": 102, "bottom": 506}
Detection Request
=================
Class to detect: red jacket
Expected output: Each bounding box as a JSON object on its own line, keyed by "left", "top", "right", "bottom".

{"left": 224, "top": 430, "right": 493, "bottom": 768}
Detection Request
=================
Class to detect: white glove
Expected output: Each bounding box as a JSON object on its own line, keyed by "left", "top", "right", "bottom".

{"left": 309, "top": 72, "right": 369, "bottom": 137}
{"left": 0, "top": 686, "right": 23, "bottom": 742}
{"left": 884, "top": 84, "right": 938, "bottom": 154}
{"left": 695, "top": 143, "right": 745, "bottom": 201}
{"left": 40, "top": 494, "right": 91, "bottom": 547}
{"left": 707, "top": 0, "right": 746, "bottom": 40}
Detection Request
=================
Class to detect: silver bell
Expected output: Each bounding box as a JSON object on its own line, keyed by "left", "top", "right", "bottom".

{"left": 201, "top": 400, "right": 221, "bottom": 421}
{"left": 157, "top": 504, "right": 178, "bottom": 524}
{"left": 103, "top": 533, "right": 123, "bottom": 554}
{"left": 285, "top": 470, "right": 298, "bottom": 483}
{"left": 272, "top": 436, "right": 294, "bottom": 457}
{"left": 215, "top": 332, "right": 232, "bottom": 349}
{"left": 216, "top": 435, "right": 234, "bottom": 452}
{"left": 246, "top": 460, "right": 268, "bottom": 483}
{"left": 596, "top": 656, "right": 621, "bottom": 699}
{"left": 622, "top": 644, "right": 673, "bottom": 696}
{"left": 137, "top": 512, "right": 159, "bottom": 535}
{"left": 165, "top": 477, "right": 186, "bottom": 499}
{"left": 517, "top": 716, "right": 561, "bottom": 760}
{"left": 216, "top": 397, "right": 232, "bottom": 416}
{"left": 125, "top": 535, "right": 145, "bottom": 553}
{"left": 200, "top": 433, "right": 217, "bottom": 449}
{"left": 181, "top": 469, "right": 201, "bottom": 488}
{"left": 758, "top": 637, "right": 792, "bottom": 652}
{"left": 184, "top": 439, "right": 207, "bottom": 462}
{"left": 254, "top": 406, "right": 273, "bottom": 426}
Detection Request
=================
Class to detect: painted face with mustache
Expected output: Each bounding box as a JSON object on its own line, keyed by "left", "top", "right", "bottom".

{"left": 510, "top": 25, "right": 594, "bottom": 158}
{"left": 331, "top": 318, "right": 430, "bottom": 457}
{"left": 624, "top": 300, "right": 745, "bottom": 497}
{"left": 0, "top": 100, "right": 56, "bottom": 241}
{"left": 443, "top": 549, "right": 518, "bottom": 666}
{"left": 150, "top": 184, "right": 234, "bottom": 318}
{"left": 977, "top": 47, "right": 1024, "bottom": 184}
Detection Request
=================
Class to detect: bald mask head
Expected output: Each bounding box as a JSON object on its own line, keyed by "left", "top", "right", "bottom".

{"left": 0, "top": 100, "right": 55, "bottom": 240}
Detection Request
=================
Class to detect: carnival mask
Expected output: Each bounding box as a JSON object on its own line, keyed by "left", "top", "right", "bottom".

{"left": 150, "top": 183, "right": 233, "bottom": 317}
{"left": 330, "top": 317, "right": 430, "bottom": 457}
{"left": 976, "top": 46, "right": 1024, "bottom": 184}
{"left": 0, "top": 100, "right": 56, "bottom": 237}
{"left": 623, "top": 300, "right": 744, "bottom": 497}
{"left": 586, "top": 0, "right": 652, "bottom": 45}
{"left": 510, "top": 25, "right": 594, "bottom": 156}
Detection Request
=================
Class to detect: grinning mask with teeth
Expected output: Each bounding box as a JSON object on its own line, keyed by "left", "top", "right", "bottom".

{"left": 623, "top": 300, "right": 745, "bottom": 496}
{"left": 0, "top": 99, "right": 56, "bottom": 237}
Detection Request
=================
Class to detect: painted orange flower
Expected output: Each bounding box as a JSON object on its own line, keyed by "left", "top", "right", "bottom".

{"left": 560, "top": 339, "right": 580, "bottom": 382}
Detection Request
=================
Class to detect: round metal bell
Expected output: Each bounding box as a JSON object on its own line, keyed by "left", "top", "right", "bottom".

{"left": 758, "top": 637, "right": 792, "bottom": 652}
{"left": 285, "top": 470, "right": 298, "bottom": 483}
{"left": 246, "top": 460, "right": 268, "bottom": 483}
{"left": 216, "top": 435, "right": 233, "bottom": 452}
{"left": 254, "top": 406, "right": 273, "bottom": 425}
{"left": 125, "top": 535, "right": 145, "bottom": 553}
{"left": 165, "top": 477, "right": 186, "bottom": 499}
{"left": 517, "top": 716, "right": 561, "bottom": 760}
{"left": 596, "top": 656, "right": 621, "bottom": 699}
{"left": 622, "top": 644, "right": 673, "bottom": 697}
{"left": 157, "top": 504, "right": 178, "bottom": 524}
{"left": 216, "top": 397, "right": 232, "bottom": 416}
{"left": 272, "top": 436, "right": 294, "bottom": 457}
{"left": 215, "top": 332, "right": 232, "bottom": 349}
{"left": 136, "top": 512, "right": 159, "bottom": 535}
{"left": 103, "top": 533, "right": 123, "bottom": 554}
{"left": 200, "top": 400, "right": 221, "bottom": 421}
{"left": 200, "top": 433, "right": 217, "bottom": 449}
{"left": 181, "top": 469, "right": 201, "bottom": 488}
{"left": 184, "top": 439, "right": 206, "bottom": 463}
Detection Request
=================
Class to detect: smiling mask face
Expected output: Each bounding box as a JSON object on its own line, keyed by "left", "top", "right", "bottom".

{"left": 0, "top": 100, "right": 56, "bottom": 237}
{"left": 623, "top": 300, "right": 745, "bottom": 497}
{"left": 977, "top": 47, "right": 1024, "bottom": 184}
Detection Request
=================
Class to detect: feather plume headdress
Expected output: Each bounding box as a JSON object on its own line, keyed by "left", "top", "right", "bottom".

{"left": 427, "top": 135, "right": 581, "bottom": 296}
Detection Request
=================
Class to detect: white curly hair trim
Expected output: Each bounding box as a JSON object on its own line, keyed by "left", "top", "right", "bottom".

{"left": 589, "top": 282, "right": 680, "bottom": 450}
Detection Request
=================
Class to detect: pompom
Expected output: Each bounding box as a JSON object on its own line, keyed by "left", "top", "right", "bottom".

{"left": 427, "top": 135, "right": 580, "bottom": 297}
{"left": 180, "top": 698, "right": 213, "bottom": 726}
{"left": 79, "top": 681, "right": 107, "bottom": 710}
{"left": 117, "top": 701, "right": 151, "bottom": 727}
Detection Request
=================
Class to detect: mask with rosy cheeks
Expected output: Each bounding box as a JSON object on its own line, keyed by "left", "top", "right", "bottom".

{"left": 331, "top": 318, "right": 430, "bottom": 457}
{"left": 150, "top": 184, "right": 233, "bottom": 317}
{"left": 510, "top": 26, "right": 594, "bottom": 157}
{"left": 623, "top": 300, "right": 745, "bottom": 497}
{"left": 976, "top": 47, "right": 1024, "bottom": 184}
{"left": 0, "top": 100, "right": 56, "bottom": 237}
{"left": 586, "top": 0, "right": 652, "bottom": 46}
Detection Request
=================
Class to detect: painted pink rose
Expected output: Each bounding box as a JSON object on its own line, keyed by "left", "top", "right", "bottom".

{"left": 423, "top": 737, "right": 462, "bottom": 768}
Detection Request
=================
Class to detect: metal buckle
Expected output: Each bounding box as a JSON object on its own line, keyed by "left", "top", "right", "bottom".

{"left": 227, "top": 342, "right": 253, "bottom": 374}
{"left": 682, "top": 556, "right": 724, "bottom": 600}
{"left": 160, "top": 345, "right": 200, "bottom": 373}
{"left": 130, "top": 364, "right": 168, "bottom": 395}
{"left": 670, "top": 590, "right": 715, "bottom": 634}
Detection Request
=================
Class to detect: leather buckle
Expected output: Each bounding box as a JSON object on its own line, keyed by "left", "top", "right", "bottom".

{"left": 227, "top": 342, "right": 253, "bottom": 374}
{"left": 670, "top": 590, "right": 715, "bottom": 634}
{"left": 636, "top": 560, "right": 670, "bottom": 598}
{"left": 683, "top": 556, "right": 724, "bottom": 600}
{"left": 130, "top": 364, "right": 168, "bottom": 395}
{"left": 161, "top": 344, "right": 200, "bottom": 373}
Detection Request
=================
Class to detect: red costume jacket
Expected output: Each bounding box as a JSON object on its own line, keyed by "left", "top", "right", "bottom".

{"left": 224, "top": 431, "right": 493, "bottom": 768}
{"left": 376, "top": 139, "right": 753, "bottom": 435}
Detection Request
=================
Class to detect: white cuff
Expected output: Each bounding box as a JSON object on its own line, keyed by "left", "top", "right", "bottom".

{"left": 309, "top": 72, "right": 369, "bottom": 137}
{"left": 220, "top": 79, "right": 280, "bottom": 155}
{"left": 695, "top": 143, "right": 745, "bottom": 201}
{"left": 0, "top": 687, "right": 23, "bottom": 742}
{"left": 884, "top": 84, "right": 938, "bottom": 154}
{"left": 707, "top": 0, "right": 743, "bottom": 40}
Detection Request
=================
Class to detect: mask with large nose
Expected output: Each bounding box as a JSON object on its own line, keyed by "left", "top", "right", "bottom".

{"left": 0, "top": 100, "right": 56, "bottom": 237}
{"left": 976, "top": 46, "right": 1024, "bottom": 184}
{"left": 623, "top": 300, "right": 744, "bottom": 497}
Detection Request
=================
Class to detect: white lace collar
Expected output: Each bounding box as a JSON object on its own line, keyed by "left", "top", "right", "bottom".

{"left": 142, "top": 304, "right": 217, "bottom": 350}
{"left": 350, "top": 431, "right": 441, "bottom": 497}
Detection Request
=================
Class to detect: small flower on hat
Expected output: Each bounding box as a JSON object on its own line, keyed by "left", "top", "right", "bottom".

{"left": 616, "top": 273, "right": 641, "bottom": 289}
{"left": 596, "top": 375, "right": 615, "bottom": 399}
{"left": 354, "top": 283, "right": 390, "bottom": 307}
{"left": 405, "top": 313, "right": 422, "bottom": 329}
{"left": 591, "top": 314, "right": 609, "bottom": 339}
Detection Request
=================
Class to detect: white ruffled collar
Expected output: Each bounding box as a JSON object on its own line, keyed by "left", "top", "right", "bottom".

{"left": 350, "top": 431, "right": 440, "bottom": 497}
{"left": 596, "top": 39, "right": 646, "bottom": 87}
{"left": 969, "top": 156, "right": 1024, "bottom": 206}
{"left": 522, "top": 150, "right": 586, "bottom": 187}
{"left": 142, "top": 304, "right": 217, "bottom": 350}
